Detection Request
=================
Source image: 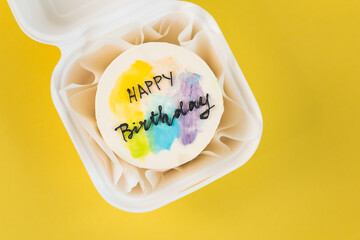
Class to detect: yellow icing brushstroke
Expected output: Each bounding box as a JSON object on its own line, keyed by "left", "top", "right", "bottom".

{"left": 109, "top": 60, "right": 154, "bottom": 159}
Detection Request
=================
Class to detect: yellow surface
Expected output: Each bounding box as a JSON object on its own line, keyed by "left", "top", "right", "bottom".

{"left": 1, "top": 0, "right": 360, "bottom": 239}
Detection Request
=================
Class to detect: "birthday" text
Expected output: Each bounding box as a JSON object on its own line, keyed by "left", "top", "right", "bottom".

{"left": 115, "top": 93, "right": 214, "bottom": 142}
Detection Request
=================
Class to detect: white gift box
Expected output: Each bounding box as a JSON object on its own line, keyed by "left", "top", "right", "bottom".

{"left": 8, "top": 0, "right": 263, "bottom": 212}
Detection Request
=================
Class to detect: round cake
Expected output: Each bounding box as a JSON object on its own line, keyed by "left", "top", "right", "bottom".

{"left": 95, "top": 42, "right": 223, "bottom": 170}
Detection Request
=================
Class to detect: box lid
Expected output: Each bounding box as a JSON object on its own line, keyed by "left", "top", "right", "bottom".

{"left": 8, "top": 0, "right": 164, "bottom": 45}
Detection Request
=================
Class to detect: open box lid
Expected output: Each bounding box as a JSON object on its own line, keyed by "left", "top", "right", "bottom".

{"left": 8, "top": 0, "right": 165, "bottom": 45}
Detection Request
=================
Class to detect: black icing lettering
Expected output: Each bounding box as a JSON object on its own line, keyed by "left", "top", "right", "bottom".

{"left": 138, "top": 84, "right": 148, "bottom": 99}
{"left": 199, "top": 94, "right": 215, "bottom": 119}
{"left": 153, "top": 75, "right": 162, "bottom": 90}
{"left": 174, "top": 109, "right": 181, "bottom": 119}
{"left": 179, "top": 101, "right": 189, "bottom": 116}
{"left": 115, "top": 93, "right": 216, "bottom": 142}
{"left": 135, "top": 121, "right": 144, "bottom": 133}
{"left": 144, "top": 80, "right": 153, "bottom": 93}
{"left": 157, "top": 105, "right": 172, "bottom": 126}
{"left": 189, "top": 101, "right": 196, "bottom": 111}
{"left": 127, "top": 87, "right": 137, "bottom": 103}
{"left": 143, "top": 119, "right": 151, "bottom": 131}
{"left": 149, "top": 112, "right": 159, "bottom": 126}
{"left": 125, "top": 71, "right": 174, "bottom": 99}
{"left": 114, "top": 123, "right": 132, "bottom": 142}
{"left": 162, "top": 71, "right": 173, "bottom": 86}
{"left": 199, "top": 105, "right": 215, "bottom": 119}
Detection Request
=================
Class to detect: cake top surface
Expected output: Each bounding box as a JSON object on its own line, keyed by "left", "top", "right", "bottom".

{"left": 95, "top": 42, "right": 224, "bottom": 170}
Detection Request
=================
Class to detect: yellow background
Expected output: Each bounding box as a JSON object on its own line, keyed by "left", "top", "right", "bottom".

{"left": 1, "top": 0, "right": 360, "bottom": 239}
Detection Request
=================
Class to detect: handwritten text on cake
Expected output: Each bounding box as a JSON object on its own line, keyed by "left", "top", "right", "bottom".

{"left": 115, "top": 93, "right": 214, "bottom": 142}
{"left": 127, "top": 72, "right": 173, "bottom": 103}
{"left": 115, "top": 70, "right": 215, "bottom": 142}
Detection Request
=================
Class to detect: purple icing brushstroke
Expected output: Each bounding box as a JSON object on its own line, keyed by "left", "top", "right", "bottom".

{"left": 177, "top": 72, "right": 203, "bottom": 145}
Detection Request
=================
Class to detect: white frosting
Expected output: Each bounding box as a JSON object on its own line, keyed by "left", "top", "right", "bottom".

{"left": 95, "top": 42, "right": 223, "bottom": 170}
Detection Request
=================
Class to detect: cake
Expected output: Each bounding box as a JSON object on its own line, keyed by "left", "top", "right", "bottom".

{"left": 95, "top": 42, "right": 224, "bottom": 170}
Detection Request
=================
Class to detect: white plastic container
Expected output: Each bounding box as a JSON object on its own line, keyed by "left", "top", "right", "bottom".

{"left": 8, "top": 0, "right": 263, "bottom": 212}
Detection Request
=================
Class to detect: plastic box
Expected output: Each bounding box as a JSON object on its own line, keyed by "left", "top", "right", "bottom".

{"left": 8, "top": 0, "right": 263, "bottom": 212}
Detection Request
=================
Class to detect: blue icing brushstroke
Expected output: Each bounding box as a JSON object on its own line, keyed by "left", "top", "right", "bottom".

{"left": 147, "top": 118, "right": 180, "bottom": 153}
{"left": 186, "top": 72, "right": 201, "bottom": 84}
{"left": 145, "top": 95, "right": 180, "bottom": 153}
